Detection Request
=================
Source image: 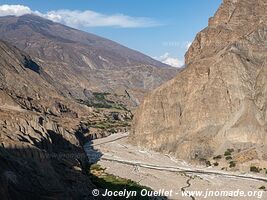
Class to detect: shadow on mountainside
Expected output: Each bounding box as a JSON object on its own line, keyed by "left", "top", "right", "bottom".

{"left": 0, "top": 129, "right": 167, "bottom": 200}
{"left": 0, "top": 128, "right": 105, "bottom": 200}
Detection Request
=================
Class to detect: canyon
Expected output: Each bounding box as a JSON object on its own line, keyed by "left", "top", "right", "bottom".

{"left": 131, "top": 0, "right": 267, "bottom": 171}
{"left": 0, "top": 16, "right": 177, "bottom": 199}
{"left": 0, "top": 0, "right": 267, "bottom": 199}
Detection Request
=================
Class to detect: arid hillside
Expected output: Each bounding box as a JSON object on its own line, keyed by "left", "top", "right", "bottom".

{"left": 131, "top": 0, "right": 267, "bottom": 170}
{"left": 0, "top": 14, "right": 179, "bottom": 105}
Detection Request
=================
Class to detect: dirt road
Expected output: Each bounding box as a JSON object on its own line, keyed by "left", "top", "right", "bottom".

{"left": 84, "top": 133, "right": 267, "bottom": 200}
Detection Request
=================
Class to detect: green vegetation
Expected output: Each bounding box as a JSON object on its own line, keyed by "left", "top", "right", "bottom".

{"left": 109, "top": 128, "right": 117, "bottom": 133}
{"left": 227, "top": 148, "right": 234, "bottom": 153}
{"left": 93, "top": 92, "right": 110, "bottom": 100}
{"left": 90, "top": 164, "right": 105, "bottom": 171}
{"left": 224, "top": 151, "right": 231, "bottom": 156}
{"left": 205, "top": 161, "right": 211, "bottom": 167}
{"left": 250, "top": 166, "right": 261, "bottom": 173}
{"left": 224, "top": 149, "right": 234, "bottom": 156}
{"left": 213, "top": 162, "right": 219, "bottom": 166}
{"left": 225, "top": 156, "right": 232, "bottom": 160}
{"left": 229, "top": 161, "right": 236, "bottom": 168}
{"left": 82, "top": 92, "right": 127, "bottom": 110}
{"left": 259, "top": 186, "right": 265, "bottom": 190}
{"left": 213, "top": 155, "right": 222, "bottom": 160}
{"left": 89, "top": 120, "right": 130, "bottom": 130}
{"left": 89, "top": 164, "right": 153, "bottom": 200}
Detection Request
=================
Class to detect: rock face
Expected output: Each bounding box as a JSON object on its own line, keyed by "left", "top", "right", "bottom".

{"left": 131, "top": 0, "right": 267, "bottom": 163}
{"left": 0, "top": 40, "right": 103, "bottom": 199}
{"left": 0, "top": 14, "right": 179, "bottom": 103}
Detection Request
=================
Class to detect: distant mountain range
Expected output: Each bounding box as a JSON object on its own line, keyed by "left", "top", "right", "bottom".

{"left": 0, "top": 14, "right": 179, "bottom": 104}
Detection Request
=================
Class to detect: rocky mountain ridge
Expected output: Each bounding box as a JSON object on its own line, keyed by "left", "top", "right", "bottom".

{"left": 0, "top": 39, "right": 101, "bottom": 199}
{"left": 0, "top": 14, "right": 179, "bottom": 104}
{"left": 131, "top": 0, "right": 267, "bottom": 170}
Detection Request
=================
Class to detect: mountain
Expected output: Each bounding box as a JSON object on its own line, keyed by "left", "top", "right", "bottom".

{"left": 0, "top": 36, "right": 134, "bottom": 198}
{"left": 0, "top": 13, "right": 179, "bottom": 198}
{"left": 0, "top": 14, "right": 179, "bottom": 104}
{"left": 0, "top": 39, "right": 102, "bottom": 199}
{"left": 131, "top": 0, "right": 267, "bottom": 169}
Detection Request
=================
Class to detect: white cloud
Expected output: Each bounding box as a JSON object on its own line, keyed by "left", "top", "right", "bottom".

{"left": 0, "top": 5, "right": 32, "bottom": 16}
{"left": 43, "top": 10, "right": 159, "bottom": 28}
{"left": 185, "top": 41, "right": 192, "bottom": 50}
{"left": 0, "top": 4, "right": 159, "bottom": 28}
{"left": 155, "top": 53, "right": 184, "bottom": 68}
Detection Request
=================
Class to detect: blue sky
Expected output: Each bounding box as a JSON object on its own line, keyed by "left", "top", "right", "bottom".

{"left": 0, "top": 0, "right": 222, "bottom": 67}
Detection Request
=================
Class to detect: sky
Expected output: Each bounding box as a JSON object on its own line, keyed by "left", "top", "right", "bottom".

{"left": 0, "top": 0, "right": 222, "bottom": 67}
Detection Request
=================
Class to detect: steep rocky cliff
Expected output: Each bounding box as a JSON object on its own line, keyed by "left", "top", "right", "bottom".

{"left": 0, "top": 40, "right": 104, "bottom": 199}
{"left": 131, "top": 0, "right": 267, "bottom": 167}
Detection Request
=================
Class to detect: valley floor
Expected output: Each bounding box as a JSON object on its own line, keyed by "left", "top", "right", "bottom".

{"left": 84, "top": 133, "right": 267, "bottom": 200}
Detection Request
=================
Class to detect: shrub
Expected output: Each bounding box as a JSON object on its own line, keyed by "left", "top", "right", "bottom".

{"left": 227, "top": 148, "right": 234, "bottom": 153}
{"left": 213, "top": 155, "right": 222, "bottom": 160}
{"left": 90, "top": 164, "right": 105, "bottom": 172}
{"left": 213, "top": 162, "right": 219, "bottom": 166}
{"left": 109, "top": 128, "right": 117, "bottom": 134}
{"left": 205, "top": 161, "right": 211, "bottom": 167}
{"left": 250, "top": 166, "right": 260, "bottom": 173}
{"left": 93, "top": 123, "right": 107, "bottom": 129}
{"left": 259, "top": 186, "right": 265, "bottom": 190}
{"left": 224, "top": 149, "right": 234, "bottom": 156}
{"left": 229, "top": 161, "right": 236, "bottom": 168}
{"left": 225, "top": 156, "right": 232, "bottom": 160}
